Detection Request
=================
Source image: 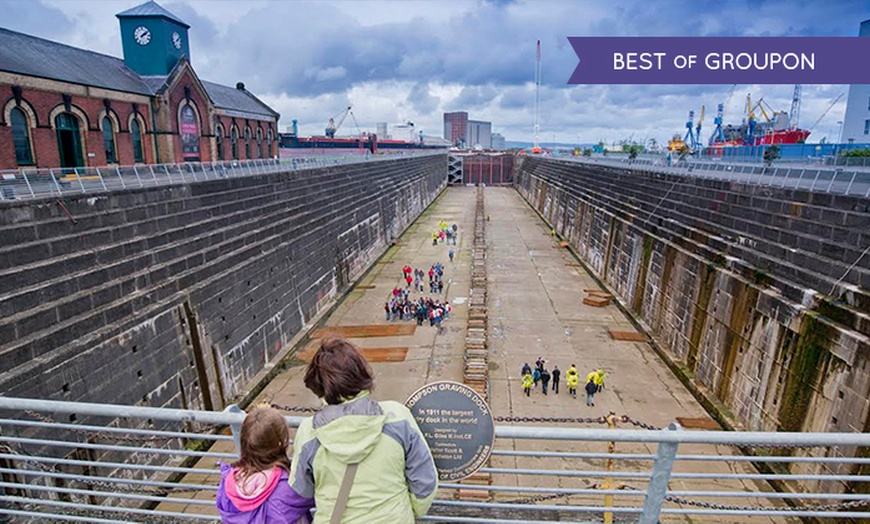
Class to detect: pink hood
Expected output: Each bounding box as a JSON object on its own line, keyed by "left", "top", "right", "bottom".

{"left": 225, "top": 466, "right": 282, "bottom": 512}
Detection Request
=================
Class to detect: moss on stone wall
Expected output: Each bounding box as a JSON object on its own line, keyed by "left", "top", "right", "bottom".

{"left": 631, "top": 234, "right": 654, "bottom": 313}
{"left": 778, "top": 312, "right": 834, "bottom": 433}
{"left": 687, "top": 261, "right": 716, "bottom": 371}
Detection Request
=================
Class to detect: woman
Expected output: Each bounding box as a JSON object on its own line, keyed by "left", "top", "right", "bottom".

{"left": 290, "top": 338, "right": 438, "bottom": 523}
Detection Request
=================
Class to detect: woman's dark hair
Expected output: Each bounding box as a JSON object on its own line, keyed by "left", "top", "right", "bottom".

{"left": 304, "top": 337, "right": 374, "bottom": 405}
{"left": 231, "top": 405, "right": 291, "bottom": 479}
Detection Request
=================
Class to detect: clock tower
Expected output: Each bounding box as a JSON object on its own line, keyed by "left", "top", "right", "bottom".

{"left": 117, "top": 0, "right": 191, "bottom": 76}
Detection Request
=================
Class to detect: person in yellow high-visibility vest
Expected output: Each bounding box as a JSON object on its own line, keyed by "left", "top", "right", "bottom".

{"left": 594, "top": 368, "right": 606, "bottom": 392}
{"left": 587, "top": 369, "right": 606, "bottom": 391}
{"left": 566, "top": 371, "right": 579, "bottom": 399}
{"left": 522, "top": 371, "right": 534, "bottom": 397}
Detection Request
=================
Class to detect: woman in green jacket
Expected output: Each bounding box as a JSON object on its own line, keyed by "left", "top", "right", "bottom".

{"left": 290, "top": 337, "right": 438, "bottom": 523}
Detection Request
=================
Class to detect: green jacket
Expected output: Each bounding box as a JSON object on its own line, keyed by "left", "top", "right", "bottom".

{"left": 289, "top": 392, "right": 438, "bottom": 523}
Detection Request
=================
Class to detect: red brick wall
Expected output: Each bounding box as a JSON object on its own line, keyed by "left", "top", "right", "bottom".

{"left": 214, "top": 114, "right": 276, "bottom": 161}
{"left": 1, "top": 83, "right": 155, "bottom": 170}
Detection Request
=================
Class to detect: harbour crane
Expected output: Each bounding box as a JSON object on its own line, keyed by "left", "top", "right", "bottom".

{"left": 709, "top": 85, "right": 736, "bottom": 146}
{"left": 806, "top": 93, "right": 845, "bottom": 133}
{"left": 694, "top": 105, "right": 705, "bottom": 150}
{"left": 532, "top": 39, "right": 542, "bottom": 154}
{"left": 790, "top": 84, "right": 802, "bottom": 128}
{"left": 325, "top": 106, "right": 353, "bottom": 138}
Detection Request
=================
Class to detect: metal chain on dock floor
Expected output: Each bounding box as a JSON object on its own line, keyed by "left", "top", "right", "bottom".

{"left": 269, "top": 403, "right": 320, "bottom": 413}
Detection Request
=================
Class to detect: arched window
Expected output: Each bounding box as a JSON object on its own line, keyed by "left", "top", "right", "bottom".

{"left": 257, "top": 128, "right": 263, "bottom": 158}
{"left": 102, "top": 116, "right": 117, "bottom": 164}
{"left": 244, "top": 127, "right": 251, "bottom": 159}
{"left": 267, "top": 128, "right": 273, "bottom": 158}
{"left": 215, "top": 124, "right": 224, "bottom": 161}
{"left": 130, "top": 118, "right": 144, "bottom": 163}
{"left": 10, "top": 107, "right": 33, "bottom": 165}
{"left": 231, "top": 127, "right": 238, "bottom": 160}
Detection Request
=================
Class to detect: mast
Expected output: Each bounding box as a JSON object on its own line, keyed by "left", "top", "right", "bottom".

{"left": 534, "top": 39, "right": 541, "bottom": 150}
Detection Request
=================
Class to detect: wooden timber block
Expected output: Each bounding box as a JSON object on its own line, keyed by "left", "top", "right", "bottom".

{"left": 458, "top": 489, "right": 491, "bottom": 501}
{"left": 297, "top": 346, "right": 408, "bottom": 363}
{"left": 463, "top": 472, "right": 493, "bottom": 485}
{"left": 559, "top": 241, "right": 570, "bottom": 248}
{"left": 355, "top": 284, "right": 376, "bottom": 289}
{"left": 468, "top": 320, "right": 486, "bottom": 328}
{"left": 607, "top": 329, "right": 648, "bottom": 342}
{"left": 310, "top": 324, "right": 415, "bottom": 338}
{"left": 583, "top": 295, "right": 612, "bottom": 307}
{"left": 584, "top": 289, "right": 614, "bottom": 298}
{"left": 676, "top": 417, "right": 722, "bottom": 430}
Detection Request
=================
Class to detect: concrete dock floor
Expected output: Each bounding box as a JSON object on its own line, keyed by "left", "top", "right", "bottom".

{"left": 167, "top": 186, "right": 796, "bottom": 523}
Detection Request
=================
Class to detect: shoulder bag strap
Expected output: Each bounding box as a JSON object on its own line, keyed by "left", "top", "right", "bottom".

{"left": 330, "top": 462, "right": 359, "bottom": 524}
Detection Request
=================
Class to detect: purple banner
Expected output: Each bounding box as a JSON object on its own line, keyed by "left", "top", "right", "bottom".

{"left": 567, "top": 37, "right": 870, "bottom": 84}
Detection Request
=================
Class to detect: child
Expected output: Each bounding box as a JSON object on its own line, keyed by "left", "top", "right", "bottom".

{"left": 449, "top": 249, "right": 454, "bottom": 262}
{"left": 216, "top": 405, "right": 314, "bottom": 523}
{"left": 522, "top": 371, "right": 533, "bottom": 397}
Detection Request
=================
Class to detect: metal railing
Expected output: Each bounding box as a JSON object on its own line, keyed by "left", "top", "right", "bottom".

{"left": 0, "top": 152, "right": 446, "bottom": 203}
{"left": 2, "top": 396, "right": 870, "bottom": 522}
{"left": 558, "top": 155, "right": 870, "bottom": 198}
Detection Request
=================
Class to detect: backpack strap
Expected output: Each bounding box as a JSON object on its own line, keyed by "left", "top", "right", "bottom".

{"left": 330, "top": 462, "right": 359, "bottom": 524}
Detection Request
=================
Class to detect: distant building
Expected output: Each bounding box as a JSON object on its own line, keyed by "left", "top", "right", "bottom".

{"left": 842, "top": 19, "right": 870, "bottom": 143}
{"left": 376, "top": 122, "right": 388, "bottom": 139}
{"left": 467, "top": 120, "right": 491, "bottom": 149}
{"left": 0, "top": 0, "right": 278, "bottom": 170}
{"left": 443, "top": 111, "right": 493, "bottom": 149}
{"left": 491, "top": 132, "right": 505, "bottom": 150}
{"left": 444, "top": 111, "right": 469, "bottom": 147}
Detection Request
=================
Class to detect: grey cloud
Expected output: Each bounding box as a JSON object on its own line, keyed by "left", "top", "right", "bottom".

{"left": 407, "top": 82, "right": 439, "bottom": 114}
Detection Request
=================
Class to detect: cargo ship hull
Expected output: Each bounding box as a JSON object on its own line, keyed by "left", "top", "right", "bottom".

{"left": 278, "top": 135, "right": 445, "bottom": 157}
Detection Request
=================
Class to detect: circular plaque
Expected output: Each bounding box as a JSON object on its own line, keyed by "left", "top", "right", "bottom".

{"left": 405, "top": 381, "right": 494, "bottom": 481}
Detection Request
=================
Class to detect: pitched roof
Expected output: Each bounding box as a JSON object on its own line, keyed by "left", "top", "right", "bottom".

{"left": 116, "top": 1, "right": 190, "bottom": 29}
{"left": 0, "top": 27, "right": 153, "bottom": 95}
{"left": 202, "top": 81, "right": 278, "bottom": 120}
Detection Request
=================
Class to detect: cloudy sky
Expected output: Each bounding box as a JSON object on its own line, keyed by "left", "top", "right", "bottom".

{"left": 3, "top": 0, "right": 867, "bottom": 145}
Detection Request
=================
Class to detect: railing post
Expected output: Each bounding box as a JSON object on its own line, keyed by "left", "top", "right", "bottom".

{"left": 845, "top": 171, "right": 858, "bottom": 196}
{"left": 50, "top": 168, "right": 63, "bottom": 196}
{"left": 225, "top": 404, "right": 244, "bottom": 455}
{"left": 640, "top": 422, "right": 681, "bottom": 524}
{"left": 826, "top": 169, "right": 839, "bottom": 193}
{"left": 116, "top": 166, "right": 126, "bottom": 190}
{"left": 132, "top": 165, "right": 143, "bottom": 187}
{"left": 22, "top": 171, "right": 35, "bottom": 198}
{"left": 794, "top": 168, "right": 806, "bottom": 190}
{"left": 77, "top": 167, "right": 88, "bottom": 193}
{"left": 810, "top": 169, "right": 821, "bottom": 191}
{"left": 188, "top": 163, "right": 198, "bottom": 182}
{"left": 149, "top": 164, "right": 158, "bottom": 185}
{"left": 603, "top": 412, "right": 617, "bottom": 524}
{"left": 177, "top": 163, "right": 187, "bottom": 183}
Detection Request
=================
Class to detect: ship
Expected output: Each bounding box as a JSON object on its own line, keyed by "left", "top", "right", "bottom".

{"left": 278, "top": 116, "right": 447, "bottom": 157}
{"left": 710, "top": 94, "right": 810, "bottom": 148}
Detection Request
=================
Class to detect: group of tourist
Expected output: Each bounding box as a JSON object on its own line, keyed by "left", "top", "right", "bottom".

{"left": 521, "top": 358, "right": 607, "bottom": 407}
{"left": 387, "top": 263, "right": 451, "bottom": 327}
{"left": 432, "top": 221, "right": 458, "bottom": 246}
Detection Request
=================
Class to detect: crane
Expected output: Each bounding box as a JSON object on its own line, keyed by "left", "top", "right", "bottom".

{"left": 532, "top": 39, "right": 542, "bottom": 154}
{"left": 683, "top": 110, "right": 697, "bottom": 151}
{"left": 790, "top": 84, "right": 802, "bottom": 128}
{"left": 806, "top": 93, "right": 844, "bottom": 133}
{"left": 694, "top": 105, "right": 705, "bottom": 150}
{"left": 325, "top": 106, "right": 353, "bottom": 138}
{"left": 709, "top": 85, "right": 736, "bottom": 146}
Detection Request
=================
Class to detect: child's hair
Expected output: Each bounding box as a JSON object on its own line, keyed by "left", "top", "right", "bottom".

{"left": 231, "top": 405, "right": 291, "bottom": 479}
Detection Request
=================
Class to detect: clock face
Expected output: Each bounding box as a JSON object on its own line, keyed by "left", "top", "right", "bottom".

{"left": 133, "top": 26, "right": 151, "bottom": 46}
{"left": 172, "top": 32, "right": 182, "bottom": 50}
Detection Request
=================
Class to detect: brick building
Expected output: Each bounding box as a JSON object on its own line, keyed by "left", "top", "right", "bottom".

{"left": 0, "top": 0, "right": 278, "bottom": 170}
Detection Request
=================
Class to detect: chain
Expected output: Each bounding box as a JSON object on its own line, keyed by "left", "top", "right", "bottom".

{"left": 270, "top": 403, "right": 320, "bottom": 413}
{"left": 23, "top": 410, "right": 222, "bottom": 443}
{"left": 618, "top": 484, "right": 870, "bottom": 513}
{"left": 494, "top": 415, "right": 610, "bottom": 425}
